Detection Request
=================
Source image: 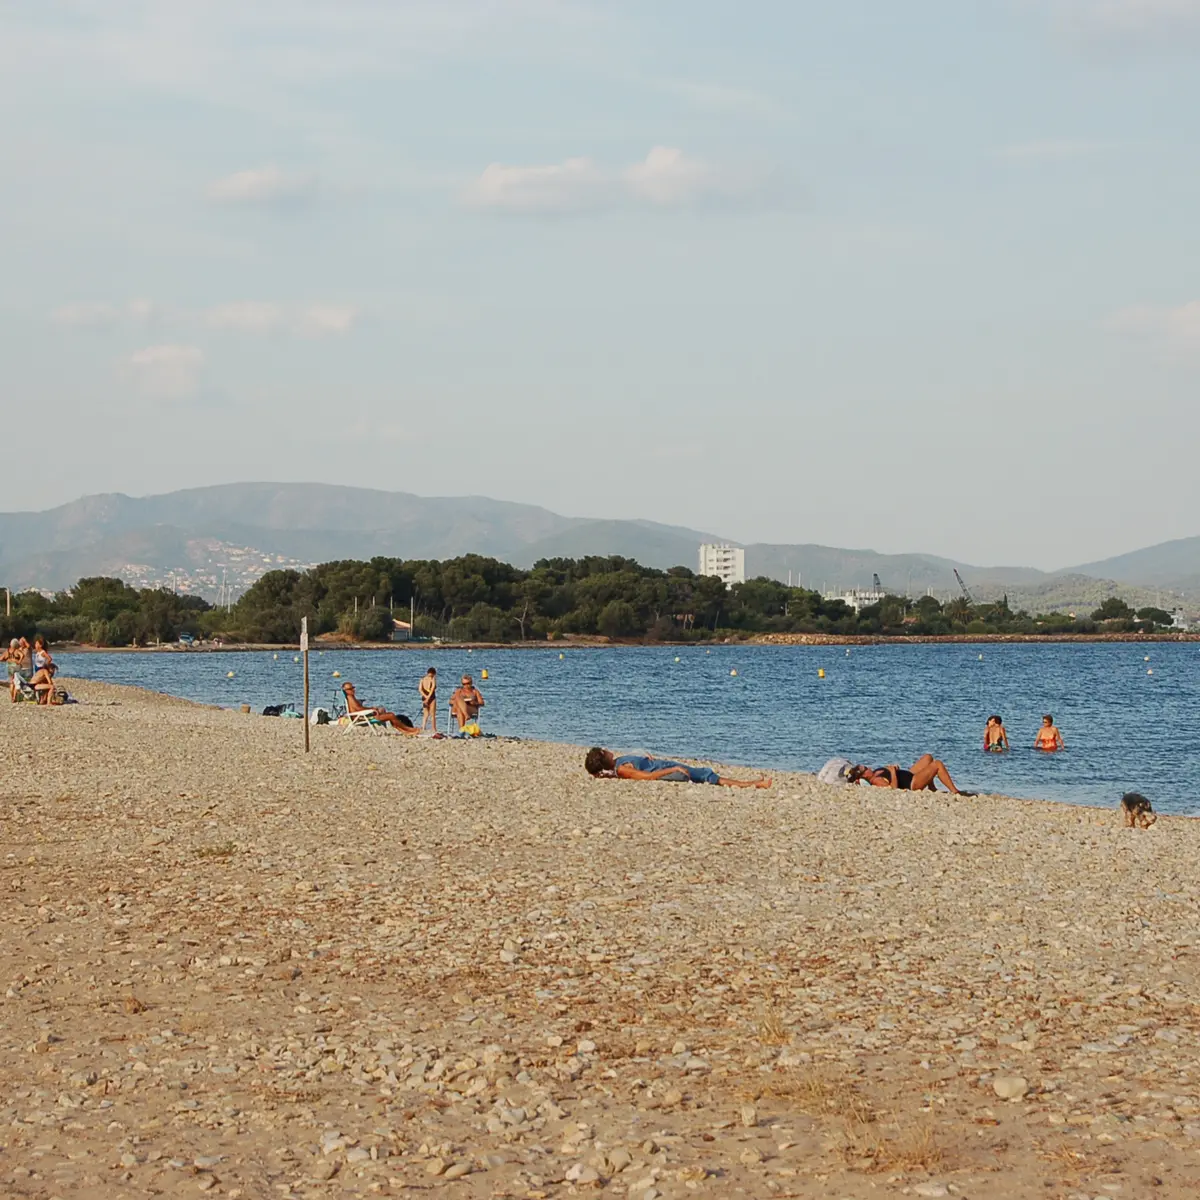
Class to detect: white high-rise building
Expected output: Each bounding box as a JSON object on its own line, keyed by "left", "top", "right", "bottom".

{"left": 698, "top": 543, "right": 745, "bottom": 588}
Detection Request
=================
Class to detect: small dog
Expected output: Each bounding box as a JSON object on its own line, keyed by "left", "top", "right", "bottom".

{"left": 1120, "top": 792, "right": 1157, "bottom": 828}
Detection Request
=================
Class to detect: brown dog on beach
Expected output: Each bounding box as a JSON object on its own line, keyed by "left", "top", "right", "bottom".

{"left": 1120, "top": 792, "right": 1156, "bottom": 828}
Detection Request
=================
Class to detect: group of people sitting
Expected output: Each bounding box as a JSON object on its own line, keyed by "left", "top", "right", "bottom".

{"left": 339, "top": 668, "right": 485, "bottom": 737}
{"left": 2, "top": 636, "right": 58, "bottom": 704}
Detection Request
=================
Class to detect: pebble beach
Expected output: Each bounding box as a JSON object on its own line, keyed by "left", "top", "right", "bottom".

{"left": 3, "top": 681, "right": 1200, "bottom": 1199}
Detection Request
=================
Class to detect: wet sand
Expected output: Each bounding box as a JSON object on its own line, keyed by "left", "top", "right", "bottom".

{"left": 2, "top": 680, "right": 1199, "bottom": 1199}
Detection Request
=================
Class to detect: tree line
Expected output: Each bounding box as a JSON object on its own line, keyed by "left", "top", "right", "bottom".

{"left": 0, "top": 557, "right": 1182, "bottom": 646}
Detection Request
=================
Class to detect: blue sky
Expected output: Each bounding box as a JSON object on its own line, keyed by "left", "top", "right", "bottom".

{"left": 2, "top": 0, "right": 1198, "bottom": 568}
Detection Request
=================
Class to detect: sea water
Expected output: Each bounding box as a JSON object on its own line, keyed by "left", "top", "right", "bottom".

{"left": 58, "top": 642, "right": 1200, "bottom": 815}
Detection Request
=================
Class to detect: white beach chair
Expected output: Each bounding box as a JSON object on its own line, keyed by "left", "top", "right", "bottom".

{"left": 344, "top": 708, "right": 387, "bottom": 735}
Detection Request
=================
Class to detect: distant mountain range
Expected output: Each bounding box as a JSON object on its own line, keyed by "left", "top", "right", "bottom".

{"left": 1, "top": 482, "right": 1198, "bottom": 612}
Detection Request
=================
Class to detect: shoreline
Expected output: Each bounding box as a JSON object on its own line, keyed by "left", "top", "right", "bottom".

{"left": 4, "top": 678, "right": 1200, "bottom": 1197}
{"left": 55, "top": 629, "right": 1200, "bottom": 653}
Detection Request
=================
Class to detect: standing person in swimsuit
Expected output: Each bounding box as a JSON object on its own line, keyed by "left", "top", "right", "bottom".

{"left": 585, "top": 748, "right": 771, "bottom": 789}
{"left": 1034, "top": 714, "right": 1064, "bottom": 752}
{"left": 847, "top": 754, "right": 964, "bottom": 794}
{"left": 418, "top": 667, "right": 438, "bottom": 734}
{"left": 983, "top": 715, "right": 1010, "bottom": 752}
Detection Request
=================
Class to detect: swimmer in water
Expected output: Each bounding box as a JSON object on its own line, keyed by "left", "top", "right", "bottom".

{"left": 983, "top": 714, "right": 1010, "bottom": 752}
{"left": 1034, "top": 713, "right": 1064, "bottom": 752}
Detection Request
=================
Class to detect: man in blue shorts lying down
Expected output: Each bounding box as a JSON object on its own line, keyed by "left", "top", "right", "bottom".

{"left": 584, "top": 747, "right": 771, "bottom": 789}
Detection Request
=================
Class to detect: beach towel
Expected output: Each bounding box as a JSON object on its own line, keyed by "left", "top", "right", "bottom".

{"left": 817, "top": 757, "right": 853, "bottom": 785}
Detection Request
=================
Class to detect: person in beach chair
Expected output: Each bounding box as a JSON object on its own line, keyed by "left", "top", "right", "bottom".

{"left": 584, "top": 748, "right": 771, "bottom": 789}
{"left": 29, "top": 636, "right": 58, "bottom": 705}
{"left": 847, "top": 755, "right": 966, "bottom": 794}
{"left": 449, "top": 674, "right": 485, "bottom": 732}
{"left": 340, "top": 681, "right": 421, "bottom": 735}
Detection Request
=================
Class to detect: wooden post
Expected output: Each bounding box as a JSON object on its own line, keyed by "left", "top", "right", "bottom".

{"left": 301, "top": 616, "right": 310, "bottom": 753}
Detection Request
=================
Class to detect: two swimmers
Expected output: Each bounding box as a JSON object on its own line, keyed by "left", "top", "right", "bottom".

{"left": 983, "top": 713, "right": 1063, "bottom": 752}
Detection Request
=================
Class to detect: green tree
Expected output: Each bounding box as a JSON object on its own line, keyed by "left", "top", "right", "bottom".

{"left": 1091, "top": 597, "right": 1135, "bottom": 622}
{"left": 597, "top": 599, "right": 638, "bottom": 639}
{"left": 1137, "top": 606, "right": 1173, "bottom": 627}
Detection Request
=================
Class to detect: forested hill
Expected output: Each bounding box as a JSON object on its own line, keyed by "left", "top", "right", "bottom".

{"left": 0, "top": 555, "right": 1179, "bottom": 648}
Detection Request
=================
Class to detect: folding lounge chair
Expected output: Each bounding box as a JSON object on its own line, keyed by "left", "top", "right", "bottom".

{"left": 344, "top": 708, "right": 388, "bottom": 735}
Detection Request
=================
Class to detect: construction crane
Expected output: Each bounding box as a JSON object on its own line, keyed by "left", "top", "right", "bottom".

{"left": 953, "top": 568, "right": 976, "bottom": 606}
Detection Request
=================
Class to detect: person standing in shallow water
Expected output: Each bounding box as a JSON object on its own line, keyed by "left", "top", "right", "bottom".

{"left": 984, "top": 715, "right": 1010, "bottom": 752}
{"left": 1034, "top": 714, "right": 1064, "bottom": 752}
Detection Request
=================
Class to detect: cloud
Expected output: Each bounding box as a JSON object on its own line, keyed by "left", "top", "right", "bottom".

{"left": 207, "top": 165, "right": 317, "bottom": 205}
{"left": 466, "top": 156, "right": 611, "bottom": 214}
{"left": 206, "top": 302, "right": 286, "bottom": 333}
{"left": 124, "top": 345, "right": 205, "bottom": 399}
{"left": 1039, "top": 0, "right": 1200, "bottom": 47}
{"left": 624, "top": 146, "right": 729, "bottom": 206}
{"left": 658, "top": 80, "right": 783, "bottom": 120}
{"left": 467, "top": 146, "right": 752, "bottom": 214}
{"left": 1109, "top": 302, "right": 1200, "bottom": 356}
{"left": 52, "top": 299, "right": 165, "bottom": 330}
{"left": 52, "top": 303, "right": 120, "bottom": 330}
{"left": 996, "top": 139, "right": 1110, "bottom": 162}
{"left": 298, "top": 305, "right": 358, "bottom": 337}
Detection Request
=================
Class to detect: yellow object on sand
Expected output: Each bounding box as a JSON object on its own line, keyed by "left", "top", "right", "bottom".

{"left": 464, "top": 723, "right": 481, "bottom": 737}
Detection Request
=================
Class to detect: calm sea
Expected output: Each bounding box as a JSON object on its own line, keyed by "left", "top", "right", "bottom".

{"left": 58, "top": 642, "right": 1200, "bottom": 816}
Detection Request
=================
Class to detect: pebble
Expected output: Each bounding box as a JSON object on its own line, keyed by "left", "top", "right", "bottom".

{"left": 7, "top": 678, "right": 1200, "bottom": 1200}
{"left": 993, "top": 1076, "right": 1030, "bottom": 1100}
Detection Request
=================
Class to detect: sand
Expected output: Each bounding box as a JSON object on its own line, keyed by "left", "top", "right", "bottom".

{"left": 2, "top": 680, "right": 1199, "bottom": 1200}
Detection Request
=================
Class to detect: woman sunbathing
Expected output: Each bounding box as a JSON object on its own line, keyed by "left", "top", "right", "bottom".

{"left": 847, "top": 754, "right": 964, "bottom": 794}
{"left": 585, "top": 748, "right": 771, "bottom": 789}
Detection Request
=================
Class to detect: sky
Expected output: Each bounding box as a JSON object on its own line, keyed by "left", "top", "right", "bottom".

{"left": 2, "top": 0, "right": 1199, "bottom": 570}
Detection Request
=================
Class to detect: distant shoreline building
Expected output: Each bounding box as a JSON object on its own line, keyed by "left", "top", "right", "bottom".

{"left": 698, "top": 543, "right": 745, "bottom": 588}
{"left": 824, "top": 586, "right": 887, "bottom": 612}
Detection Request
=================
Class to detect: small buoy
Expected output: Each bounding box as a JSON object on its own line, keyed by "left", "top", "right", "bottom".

{"left": 845, "top": 648, "right": 851, "bottom": 656}
{"left": 730, "top": 669, "right": 738, "bottom": 677}
{"left": 1144, "top": 655, "right": 1150, "bottom": 662}
{"left": 674, "top": 656, "right": 680, "bottom": 663}
{"left": 818, "top": 668, "right": 825, "bottom": 678}
{"left": 480, "top": 668, "right": 488, "bottom": 680}
{"left": 226, "top": 671, "right": 235, "bottom": 678}
{"left": 273, "top": 653, "right": 278, "bottom": 660}
{"left": 1148, "top": 668, "right": 1153, "bottom": 675}
{"left": 332, "top": 670, "right": 341, "bottom": 678}
{"left": 293, "top": 656, "right": 299, "bottom": 663}
{"left": 978, "top": 654, "right": 984, "bottom": 661}
{"left": 559, "top": 653, "right": 565, "bottom": 660}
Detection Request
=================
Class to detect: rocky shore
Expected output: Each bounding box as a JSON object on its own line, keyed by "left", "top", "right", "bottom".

{"left": 2, "top": 681, "right": 1198, "bottom": 1199}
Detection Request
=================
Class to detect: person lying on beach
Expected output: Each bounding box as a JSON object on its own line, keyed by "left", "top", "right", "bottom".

{"left": 341, "top": 682, "right": 421, "bottom": 735}
{"left": 450, "top": 675, "right": 484, "bottom": 731}
{"left": 983, "top": 715, "right": 1009, "bottom": 752}
{"left": 1034, "top": 714, "right": 1064, "bottom": 752}
{"left": 847, "top": 755, "right": 964, "bottom": 794}
{"left": 585, "top": 748, "right": 772, "bottom": 789}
